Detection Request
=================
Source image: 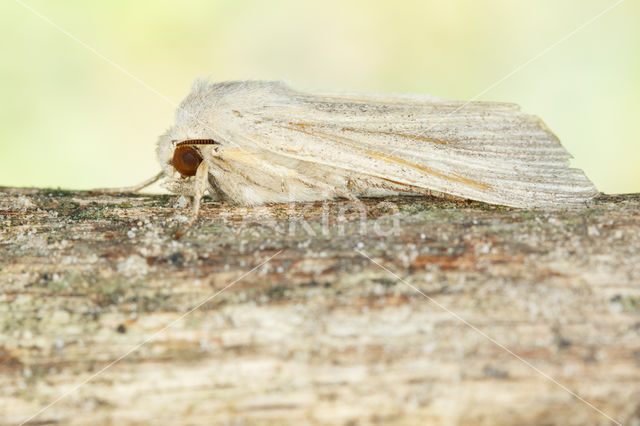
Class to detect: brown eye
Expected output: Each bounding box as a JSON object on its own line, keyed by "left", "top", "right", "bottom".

{"left": 172, "top": 146, "right": 202, "bottom": 177}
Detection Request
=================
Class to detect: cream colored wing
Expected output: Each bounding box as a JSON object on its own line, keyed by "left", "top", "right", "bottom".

{"left": 222, "top": 82, "right": 598, "bottom": 208}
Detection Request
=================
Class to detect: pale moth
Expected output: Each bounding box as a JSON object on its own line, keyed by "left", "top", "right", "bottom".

{"left": 100, "top": 78, "right": 598, "bottom": 237}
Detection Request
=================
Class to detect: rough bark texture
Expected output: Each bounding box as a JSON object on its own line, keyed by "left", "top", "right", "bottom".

{"left": 1, "top": 187, "right": 639, "bottom": 425}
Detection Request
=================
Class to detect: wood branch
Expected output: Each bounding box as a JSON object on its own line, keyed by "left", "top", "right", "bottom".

{"left": 1, "top": 187, "right": 639, "bottom": 425}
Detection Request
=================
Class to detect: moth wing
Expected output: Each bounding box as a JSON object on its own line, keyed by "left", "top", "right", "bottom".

{"left": 214, "top": 82, "right": 598, "bottom": 208}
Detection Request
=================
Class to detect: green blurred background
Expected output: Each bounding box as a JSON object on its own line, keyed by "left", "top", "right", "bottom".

{"left": 1, "top": 0, "right": 638, "bottom": 194}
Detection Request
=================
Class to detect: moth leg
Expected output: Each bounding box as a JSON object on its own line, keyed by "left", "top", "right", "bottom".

{"left": 175, "top": 161, "right": 210, "bottom": 239}
{"left": 91, "top": 171, "right": 164, "bottom": 194}
{"left": 330, "top": 182, "right": 359, "bottom": 202}
{"left": 336, "top": 189, "right": 359, "bottom": 202}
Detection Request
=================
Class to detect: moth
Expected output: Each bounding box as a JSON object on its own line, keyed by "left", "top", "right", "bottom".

{"left": 98, "top": 79, "right": 598, "bottom": 237}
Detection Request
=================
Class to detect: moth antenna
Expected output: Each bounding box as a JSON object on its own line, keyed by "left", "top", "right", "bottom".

{"left": 175, "top": 139, "right": 219, "bottom": 147}
{"left": 91, "top": 171, "right": 164, "bottom": 194}
{"left": 174, "top": 161, "right": 210, "bottom": 239}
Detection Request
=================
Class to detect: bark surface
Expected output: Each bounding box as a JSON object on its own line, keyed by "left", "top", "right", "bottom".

{"left": 1, "top": 187, "right": 639, "bottom": 425}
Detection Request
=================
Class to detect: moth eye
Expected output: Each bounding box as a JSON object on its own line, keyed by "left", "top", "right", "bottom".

{"left": 172, "top": 146, "right": 202, "bottom": 177}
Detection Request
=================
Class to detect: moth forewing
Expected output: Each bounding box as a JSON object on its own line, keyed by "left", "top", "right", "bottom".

{"left": 215, "top": 82, "right": 598, "bottom": 208}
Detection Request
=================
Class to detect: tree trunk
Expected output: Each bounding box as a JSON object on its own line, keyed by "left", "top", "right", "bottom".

{"left": 1, "top": 187, "right": 639, "bottom": 425}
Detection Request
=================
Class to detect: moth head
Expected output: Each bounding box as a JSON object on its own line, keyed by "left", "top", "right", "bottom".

{"left": 169, "top": 139, "right": 217, "bottom": 176}
{"left": 156, "top": 138, "right": 216, "bottom": 178}
{"left": 156, "top": 132, "right": 219, "bottom": 194}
